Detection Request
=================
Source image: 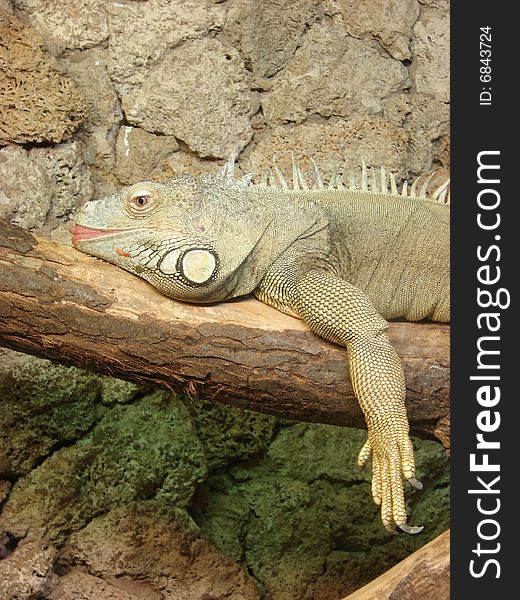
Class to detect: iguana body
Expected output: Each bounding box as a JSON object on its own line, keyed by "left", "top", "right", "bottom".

{"left": 70, "top": 157, "right": 450, "bottom": 534}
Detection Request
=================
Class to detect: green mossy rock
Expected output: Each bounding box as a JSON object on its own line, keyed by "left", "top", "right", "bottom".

{"left": 0, "top": 352, "right": 449, "bottom": 598}
{"left": 186, "top": 398, "right": 277, "bottom": 468}
{"left": 99, "top": 377, "right": 143, "bottom": 406}
{"left": 0, "top": 391, "right": 207, "bottom": 543}
{"left": 194, "top": 422, "right": 449, "bottom": 599}
{"left": 0, "top": 352, "right": 101, "bottom": 477}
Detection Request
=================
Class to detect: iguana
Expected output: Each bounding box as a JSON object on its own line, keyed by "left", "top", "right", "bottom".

{"left": 70, "top": 155, "right": 450, "bottom": 534}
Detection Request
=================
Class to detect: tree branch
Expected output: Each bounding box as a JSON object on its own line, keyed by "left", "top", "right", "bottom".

{"left": 343, "top": 529, "right": 450, "bottom": 599}
{"left": 0, "top": 221, "right": 450, "bottom": 446}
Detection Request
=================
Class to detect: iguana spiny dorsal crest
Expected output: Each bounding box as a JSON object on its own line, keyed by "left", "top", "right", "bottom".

{"left": 71, "top": 155, "right": 450, "bottom": 534}
{"left": 226, "top": 153, "right": 450, "bottom": 204}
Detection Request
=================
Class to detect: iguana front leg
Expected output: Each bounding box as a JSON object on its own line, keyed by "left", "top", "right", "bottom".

{"left": 255, "top": 267, "right": 423, "bottom": 534}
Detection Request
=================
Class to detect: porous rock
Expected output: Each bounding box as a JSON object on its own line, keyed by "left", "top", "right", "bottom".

{"left": 186, "top": 398, "right": 277, "bottom": 469}
{"left": 158, "top": 150, "right": 217, "bottom": 180}
{"left": 336, "top": 0, "right": 420, "bottom": 60}
{"left": 411, "top": 7, "right": 450, "bottom": 102}
{"left": 418, "top": 0, "right": 449, "bottom": 9}
{"left": 224, "top": 0, "right": 320, "bottom": 78}
{"left": 0, "top": 350, "right": 101, "bottom": 477}
{"left": 122, "top": 37, "right": 257, "bottom": 158}
{"left": 262, "top": 20, "right": 409, "bottom": 125}
{"left": 0, "top": 392, "right": 207, "bottom": 543}
{"left": 0, "top": 145, "right": 52, "bottom": 229}
{"left": 49, "top": 570, "right": 144, "bottom": 600}
{"left": 0, "top": 141, "right": 92, "bottom": 230}
{"left": 99, "top": 377, "right": 142, "bottom": 407}
{"left": 0, "top": 1, "right": 12, "bottom": 16}
{"left": 243, "top": 118, "right": 410, "bottom": 182}
{"left": 434, "top": 136, "right": 450, "bottom": 170}
{"left": 0, "top": 480, "right": 10, "bottom": 507}
{"left": 404, "top": 93, "right": 449, "bottom": 173}
{"left": 62, "top": 49, "right": 121, "bottom": 129}
{"left": 0, "top": 538, "right": 57, "bottom": 600}
{"left": 106, "top": 0, "right": 226, "bottom": 96}
{"left": 197, "top": 423, "right": 450, "bottom": 599}
{"left": 29, "top": 141, "right": 93, "bottom": 225}
{"left": 0, "top": 14, "right": 88, "bottom": 145}
{"left": 12, "top": 0, "right": 109, "bottom": 54}
{"left": 115, "top": 126, "right": 179, "bottom": 185}
{"left": 60, "top": 48, "right": 123, "bottom": 193}
{"left": 68, "top": 503, "right": 260, "bottom": 599}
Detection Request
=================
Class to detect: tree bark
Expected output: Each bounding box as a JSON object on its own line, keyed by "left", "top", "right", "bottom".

{"left": 0, "top": 221, "right": 450, "bottom": 446}
{"left": 343, "top": 529, "right": 450, "bottom": 599}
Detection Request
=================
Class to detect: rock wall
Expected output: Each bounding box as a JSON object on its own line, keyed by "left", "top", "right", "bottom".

{"left": 1, "top": 0, "right": 449, "bottom": 229}
{"left": 0, "top": 350, "right": 449, "bottom": 599}
{"left": 0, "top": 0, "right": 450, "bottom": 598}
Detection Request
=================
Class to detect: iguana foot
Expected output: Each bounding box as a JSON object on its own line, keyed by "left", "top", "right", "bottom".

{"left": 358, "top": 434, "right": 423, "bottom": 534}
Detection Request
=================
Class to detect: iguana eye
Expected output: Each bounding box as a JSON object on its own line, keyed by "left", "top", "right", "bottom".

{"left": 134, "top": 196, "right": 148, "bottom": 207}
{"left": 126, "top": 187, "right": 155, "bottom": 215}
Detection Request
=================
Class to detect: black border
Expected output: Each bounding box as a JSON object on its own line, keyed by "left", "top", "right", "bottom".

{"left": 451, "top": 3, "right": 515, "bottom": 595}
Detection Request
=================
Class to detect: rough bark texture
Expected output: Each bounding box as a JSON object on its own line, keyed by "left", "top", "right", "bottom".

{"left": 343, "top": 529, "right": 450, "bottom": 599}
{"left": 0, "top": 220, "right": 450, "bottom": 447}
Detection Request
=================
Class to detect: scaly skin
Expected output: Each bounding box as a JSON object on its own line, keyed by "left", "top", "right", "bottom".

{"left": 70, "top": 159, "right": 450, "bottom": 533}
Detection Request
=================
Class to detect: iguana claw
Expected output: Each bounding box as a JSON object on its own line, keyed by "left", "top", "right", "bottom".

{"left": 397, "top": 523, "right": 424, "bottom": 535}
{"left": 408, "top": 477, "right": 423, "bottom": 490}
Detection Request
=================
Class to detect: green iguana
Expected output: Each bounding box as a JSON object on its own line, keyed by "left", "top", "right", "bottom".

{"left": 70, "top": 155, "right": 450, "bottom": 534}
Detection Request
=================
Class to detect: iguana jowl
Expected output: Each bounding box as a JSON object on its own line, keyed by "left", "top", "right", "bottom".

{"left": 70, "top": 156, "right": 450, "bottom": 534}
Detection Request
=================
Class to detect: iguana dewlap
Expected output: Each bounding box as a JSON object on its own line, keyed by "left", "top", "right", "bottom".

{"left": 70, "top": 156, "right": 450, "bottom": 534}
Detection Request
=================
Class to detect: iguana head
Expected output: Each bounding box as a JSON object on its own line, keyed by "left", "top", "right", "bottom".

{"left": 70, "top": 171, "right": 326, "bottom": 303}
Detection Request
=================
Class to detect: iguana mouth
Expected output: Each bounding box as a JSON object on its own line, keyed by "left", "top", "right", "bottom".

{"left": 69, "top": 224, "right": 133, "bottom": 244}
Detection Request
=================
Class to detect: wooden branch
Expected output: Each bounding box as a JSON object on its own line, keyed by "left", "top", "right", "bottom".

{"left": 343, "top": 529, "right": 450, "bottom": 599}
{"left": 0, "top": 221, "right": 450, "bottom": 445}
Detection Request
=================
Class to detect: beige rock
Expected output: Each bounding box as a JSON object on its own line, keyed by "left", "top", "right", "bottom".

{"left": 158, "top": 151, "right": 217, "bottom": 180}
{"left": 434, "top": 136, "right": 450, "bottom": 170}
{"left": 0, "top": 15, "right": 88, "bottom": 145}
{"left": 115, "top": 126, "right": 179, "bottom": 185}
{"left": 0, "top": 145, "right": 52, "bottom": 229}
{"left": 224, "top": 0, "right": 320, "bottom": 78}
{"left": 60, "top": 48, "right": 123, "bottom": 194}
{"left": 337, "top": 0, "right": 420, "bottom": 60}
{"left": 419, "top": 0, "right": 450, "bottom": 8}
{"left": 411, "top": 7, "right": 450, "bottom": 101}
{"left": 0, "top": 539, "right": 57, "bottom": 599}
{"left": 69, "top": 503, "right": 261, "bottom": 600}
{"left": 0, "top": 445, "right": 90, "bottom": 540}
{"left": 49, "top": 571, "right": 142, "bottom": 600}
{"left": 383, "top": 92, "right": 449, "bottom": 173}
{"left": 0, "top": 480, "right": 10, "bottom": 507}
{"left": 407, "top": 93, "right": 449, "bottom": 172}
{"left": 30, "top": 141, "right": 93, "bottom": 225}
{"left": 123, "top": 38, "right": 257, "bottom": 158}
{"left": 242, "top": 118, "right": 410, "bottom": 183}
{"left": 106, "top": 0, "right": 226, "bottom": 96}
{"left": 12, "top": 0, "right": 108, "bottom": 54}
{"left": 262, "top": 21, "right": 409, "bottom": 125}
{"left": 382, "top": 91, "right": 411, "bottom": 127}
{"left": 0, "top": 141, "right": 92, "bottom": 231}
{"left": 62, "top": 49, "right": 122, "bottom": 129}
{"left": 0, "top": 1, "right": 12, "bottom": 15}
